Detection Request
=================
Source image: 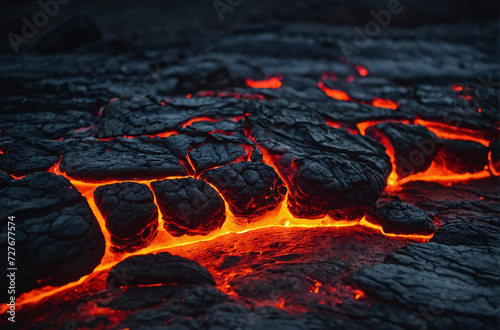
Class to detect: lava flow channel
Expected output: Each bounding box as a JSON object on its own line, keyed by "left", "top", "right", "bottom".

{"left": 340, "top": 119, "right": 495, "bottom": 189}
{"left": 0, "top": 114, "right": 436, "bottom": 312}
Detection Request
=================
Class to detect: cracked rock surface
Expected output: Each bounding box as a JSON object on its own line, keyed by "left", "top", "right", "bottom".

{"left": 151, "top": 178, "right": 226, "bottom": 236}
{"left": 0, "top": 172, "right": 105, "bottom": 301}
{"left": 94, "top": 182, "right": 158, "bottom": 252}
{"left": 365, "top": 201, "right": 437, "bottom": 235}
{"left": 107, "top": 252, "right": 215, "bottom": 287}
{"left": 1, "top": 0, "right": 499, "bottom": 328}
{"left": 202, "top": 161, "right": 287, "bottom": 221}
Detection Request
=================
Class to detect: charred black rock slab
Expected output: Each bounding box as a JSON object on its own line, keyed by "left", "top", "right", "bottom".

{"left": 365, "top": 201, "right": 436, "bottom": 235}
{"left": 0, "top": 172, "right": 105, "bottom": 301}
{"left": 100, "top": 285, "right": 181, "bottom": 311}
{"left": 366, "top": 123, "right": 442, "bottom": 178}
{"left": 0, "top": 171, "right": 13, "bottom": 187}
{"left": 151, "top": 178, "right": 226, "bottom": 236}
{"left": 60, "top": 137, "right": 187, "bottom": 181}
{"left": 188, "top": 142, "right": 250, "bottom": 173}
{"left": 430, "top": 221, "right": 500, "bottom": 247}
{"left": 92, "top": 98, "right": 245, "bottom": 139}
{"left": 94, "top": 182, "right": 158, "bottom": 253}
{"left": 0, "top": 111, "right": 95, "bottom": 140}
{"left": 0, "top": 139, "right": 61, "bottom": 176}
{"left": 438, "top": 139, "right": 489, "bottom": 173}
{"left": 202, "top": 161, "right": 286, "bottom": 221}
{"left": 107, "top": 252, "right": 215, "bottom": 287}
{"left": 251, "top": 104, "right": 391, "bottom": 220}
{"left": 349, "top": 242, "right": 500, "bottom": 328}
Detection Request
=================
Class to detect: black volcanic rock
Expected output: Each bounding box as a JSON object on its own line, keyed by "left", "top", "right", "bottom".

{"left": 365, "top": 201, "right": 436, "bottom": 235}
{"left": 151, "top": 178, "right": 226, "bottom": 236}
{"left": 188, "top": 142, "right": 250, "bottom": 173}
{"left": 439, "top": 139, "right": 489, "bottom": 174}
{"left": 349, "top": 242, "right": 500, "bottom": 327}
{"left": 0, "top": 139, "right": 61, "bottom": 176}
{"left": 107, "top": 252, "right": 215, "bottom": 287}
{"left": 250, "top": 104, "right": 391, "bottom": 220}
{"left": 94, "top": 182, "right": 158, "bottom": 253}
{"left": 0, "top": 171, "right": 12, "bottom": 187}
{"left": 60, "top": 137, "right": 187, "bottom": 181}
{"left": 202, "top": 161, "right": 286, "bottom": 221}
{"left": 0, "top": 172, "right": 105, "bottom": 302}
{"left": 0, "top": 111, "right": 95, "bottom": 140}
{"left": 365, "top": 123, "right": 442, "bottom": 178}
{"left": 431, "top": 221, "right": 500, "bottom": 247}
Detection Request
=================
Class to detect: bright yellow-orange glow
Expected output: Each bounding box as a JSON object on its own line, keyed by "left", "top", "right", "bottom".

{"left": 353, "top": 289, "right": 365, "bottom": 300}
{"left": 415, "top": 119, "right": 491, "bottom": 146}
{"left": 245, "top": 76, "right": 282, "bottom": 89}
{"left": 489, "top": 151, "right": 499, "bottom": 176}
{"left": 6, "top": 107, "right": 495, "bottom": 314}
{"left": 318, "top": 82, "right": 350, "bottom": 101}
{"left": 3, "top": 153, "right": 367, "bottom": 311}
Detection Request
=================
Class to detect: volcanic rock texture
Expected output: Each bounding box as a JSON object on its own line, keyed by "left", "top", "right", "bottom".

{"left": 0, "top": 0, "right": 499, "bottom": 329}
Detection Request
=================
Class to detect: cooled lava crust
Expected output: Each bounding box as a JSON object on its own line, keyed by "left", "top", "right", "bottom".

{"left": 0, "top": 0, "right": 499, "bottom": 329}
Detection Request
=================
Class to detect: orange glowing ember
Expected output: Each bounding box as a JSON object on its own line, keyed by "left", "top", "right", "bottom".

{"left": 245, "top": 76, "right": 282, "bottom": 89}
{"left": 353, "top": 289, "right": 365, "bottom": 300}
{"left": 371, "top": 97, "right": 398, "bottom": 110}
{"left": 451, "top": 85, "right": 463, "bottom": 92}
{"left": 355, "top": 65, "right": 368, "bottom": 76}
{"left": 318, "top": 82, "right": 350, "bottom": 101}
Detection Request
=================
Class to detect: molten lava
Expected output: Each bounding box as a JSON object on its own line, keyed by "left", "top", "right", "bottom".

{"left": 318, "top": 81, "right": 399, "bottom": 109}
{"left": 318, "top": 82, "right": 350, "bottom": 101}
{"left": 245, "top": 76, "right": 282, "bottom": 89}
{"left": 355, "top": 65, "right": 368, "bottom": 76}
{"left": 0, "top": 113, "right": 443, "bottom": 313}
{"left": 414, "top": 119, "right": 491, "bottom": 146}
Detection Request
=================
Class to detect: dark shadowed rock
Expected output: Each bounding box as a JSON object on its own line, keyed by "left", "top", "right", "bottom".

{"left": 250, "top": 104, "right": 391, "bottom": 220}
{"left": 0, "top": 171, "right": 13, "bottom": 187}
{"left": 365, "top": 123, "right": 442, "bottom": 178}
{"left": 349, "top": 242, "right": 500, "bottom": 328}
{"left": 0, "top": 111, "right": 95, "bottom": 140}
{"left": 0, "top": 139, "right": 61, "bottom": 176}
{"left": 107, "top": 252, "right": 215, "bottom": 287}
{"left": 36, "top": 16, "right": 102, "bottom": 54}
{"left": 60, "top": 137, "right": 187, "bottom": 181}
{"left": 431, "top": 221, "right": 500, "bottom": 247}
{"left": 0, "top": 172, "right": 104, "bottom": 302}
{"left": 201, "top": 161, "right": 286, "bottom": 221}
{"left": 439, "top": 139, "right": 489, "bottom": 174}
{"left": 188, "top": 142, "right": 250, "bottom": 173}
{"left": 94, "top": 182, "right": 158, "bottom": 253}
{"left": 151, "top": 178, "right": 226, "bottom": 236}
{"left": 365, "top": 201, "right": 436, "bottom": 235}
